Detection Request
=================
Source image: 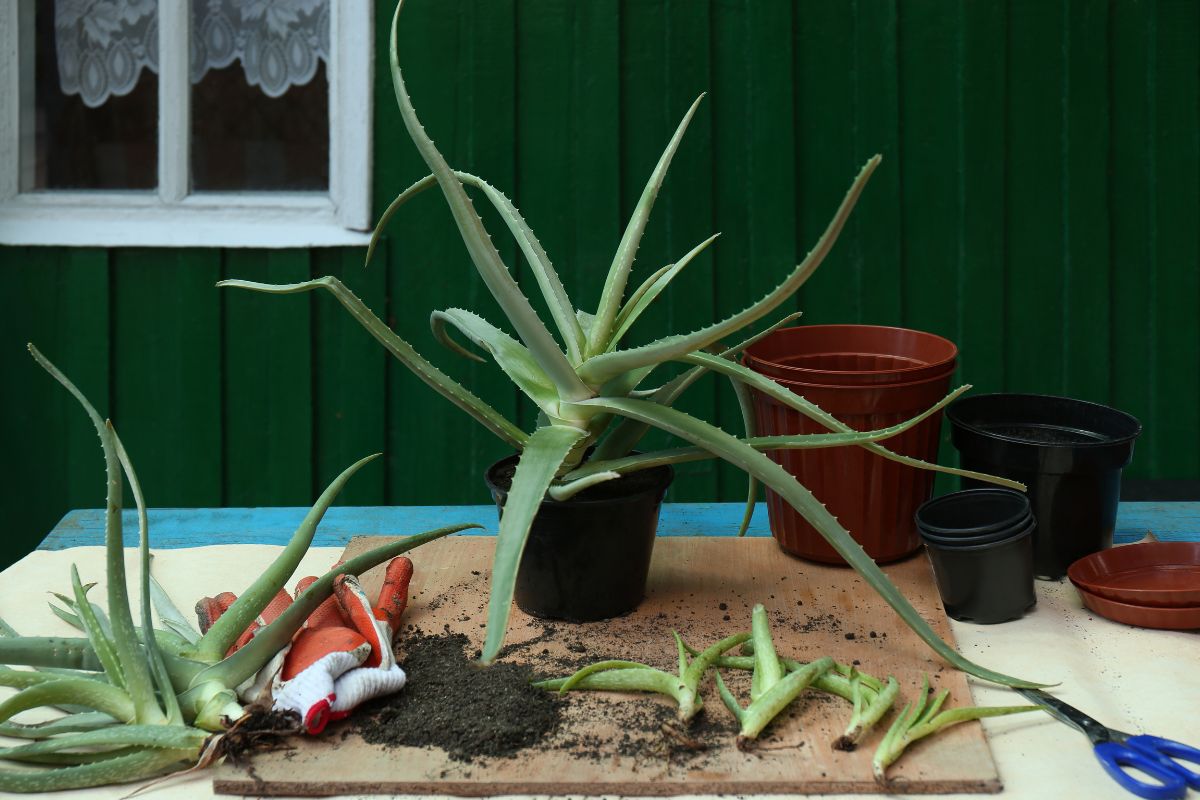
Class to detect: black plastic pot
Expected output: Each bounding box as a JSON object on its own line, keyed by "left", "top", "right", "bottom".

{"left": 921, "top": 519, "right": 1037, "bottom": 624}
{"left": 915, "top": 489, "right": 1033, "bottom": 547}
{"left": 485, "top": 455, "right": 674, "bottom": 622}
{"left": 947, "top": 394, "right": 1141, "bottom": 580}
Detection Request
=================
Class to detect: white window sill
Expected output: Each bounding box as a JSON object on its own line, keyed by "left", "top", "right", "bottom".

{"left": 0, "top": 193, "right": 372, "bottom": 248}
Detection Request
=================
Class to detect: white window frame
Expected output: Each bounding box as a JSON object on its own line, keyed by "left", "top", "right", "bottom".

{"left": 0, "top": 0, "right": 373, "bottom": 248}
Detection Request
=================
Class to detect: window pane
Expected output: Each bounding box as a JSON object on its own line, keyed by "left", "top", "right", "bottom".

{"left": 190, "top": 0, "right": 330, "bottom": 192}
{"left": 24, "top": 1, "right": 159, "bottom": 190}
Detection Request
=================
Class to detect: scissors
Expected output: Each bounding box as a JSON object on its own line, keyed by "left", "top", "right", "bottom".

{"left": 1019, "top": 688, "right": 1200, "bottom": 799}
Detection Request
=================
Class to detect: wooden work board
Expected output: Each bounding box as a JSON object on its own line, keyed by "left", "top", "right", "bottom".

{"left": 214, "top": 536, "right": 1002, "bottom": 796}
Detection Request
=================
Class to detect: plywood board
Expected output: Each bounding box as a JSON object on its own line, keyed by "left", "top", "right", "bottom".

{"left": 214, "top": 537, "right": 1001, "bottom": 796}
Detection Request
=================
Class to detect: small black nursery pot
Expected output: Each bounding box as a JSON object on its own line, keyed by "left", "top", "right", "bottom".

{"left": 915, "top": 488, "right": 1033, "bottom": 547}
{"left": 917, "top": 495, "right": 1037, "bottom": 624}
{"left": 486, "top": 455, "right": 673, "bottom": 622}
{"left": 947, "top": 394, "right": 1141, "bottom": 580}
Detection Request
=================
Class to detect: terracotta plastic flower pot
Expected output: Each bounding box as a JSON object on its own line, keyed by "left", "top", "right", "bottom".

{"left": 485, "top": 455, "right": 673, "bottom": 622}
{"left": 748, "top": 357, "right": 956, "bottom": 565}
{"left": 743, "top": 324, "right": 957, "bottom": 386}
{"left": 946, "top": 394, "right": 1141, "bottom": 580}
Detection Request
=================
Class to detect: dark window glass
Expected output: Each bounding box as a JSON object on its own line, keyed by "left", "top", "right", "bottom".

{"left": 26, "top": 1, "right": 159, "bottom": 190}
{"left": 190, "top": 1, "right": 329, "bottom": 192}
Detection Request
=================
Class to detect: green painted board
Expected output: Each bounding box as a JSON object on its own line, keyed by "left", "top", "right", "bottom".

{"left": 1, "top": 0, "right": 1198, "bottom": 569}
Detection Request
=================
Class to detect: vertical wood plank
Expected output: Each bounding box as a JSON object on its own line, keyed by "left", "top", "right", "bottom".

{"left": 1061, "top": 0, "right": 1110, "bottom": 405}
{"left": 713, "top": 0, "right": 796, "bottom": 498}
{"left": 222, "top": 249, "right": 314, "bottom": 506}
{"left": 794, "top": 0, "right": 855, "bottom": 325}
{"left": 0, "top": 248, "right": 108, "bottom": 565}
{"left": 1110, "top": 0, "right": 1157, "bottom": 477}
{"left": 384, "top": 0, "right": 518, "bottom": 504}
{"left": 1004, "top": 0, "right": 1066, "bottom": 396}
{"left": 312, "top": 246, "right": 387, "bottom": 505}
{"left": 1151, "top": 0, "right": 1200, "bottom": 478}
{"left": 957, "top": 0, "right": 1007, "bottom": 396}
{"left": 111, "top": 249, "right": 221, "bottom": 507}
{"left": 618, "top": 0, "right": 717, "bottom": 501}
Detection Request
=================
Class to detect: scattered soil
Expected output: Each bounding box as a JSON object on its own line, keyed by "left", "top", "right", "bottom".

{"left": 357, "top": 631, "right": 563, "bottom": 762}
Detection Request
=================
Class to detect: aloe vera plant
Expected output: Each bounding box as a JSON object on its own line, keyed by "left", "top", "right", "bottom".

{"left": 0, "top": 346, "right": 475, "bottom": 791}
{"left": 219, "top": 0, "right": 1040, "bottom": 689}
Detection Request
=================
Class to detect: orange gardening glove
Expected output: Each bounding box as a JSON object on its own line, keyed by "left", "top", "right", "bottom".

{"left": 195, "top": 557, "right": 414, "bottom": 734}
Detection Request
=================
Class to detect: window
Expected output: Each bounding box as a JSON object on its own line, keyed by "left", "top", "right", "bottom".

{"left": 0, "top": 0, "right": 372, "bottom": 248}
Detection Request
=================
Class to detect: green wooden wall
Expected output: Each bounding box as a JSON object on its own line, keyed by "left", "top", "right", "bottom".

{"left": 2, "top": 0, "right": 1197, "bottom": 567}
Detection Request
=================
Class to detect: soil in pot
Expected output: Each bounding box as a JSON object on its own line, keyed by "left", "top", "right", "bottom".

{"left": 486, "top": 456, "right": 673, "bottom": 622}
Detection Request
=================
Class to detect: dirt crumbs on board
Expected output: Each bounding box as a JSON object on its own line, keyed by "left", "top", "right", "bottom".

{"left": 357, "top": 631, "right": 563, "bottom": 762}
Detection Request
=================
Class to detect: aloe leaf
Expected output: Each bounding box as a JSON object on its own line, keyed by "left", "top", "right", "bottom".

{"left": 479, "top": 425, "right": 588, "bottom": 664}
{"left": 0, "top": 680, "right": 135, "bottom": 725}
{"left": 589, "top": 94, "right": 706, "bottom": 356}
{"left": 534, "top": 668, "right": 683, "bottom": 698}
{"left": 148, "top": 566, "right": 199, "bottom": 646}
{"left": 578, "top": 156, "right": 878, "bottom": 385}
{"left": 567, "top": 396, "right": 1047, "bottom": 689}
{"left": 738, "top": 657, "right": 834, "bottom": 743}
{"left": 388, "top": 1, "right": 590, "bottom": 402}
{"left": 217, "top": 276, "right": 528, "bottom": 450}
{"left": 369, "top": 170, "right": 587, "bottom": 364}
{"left": 568, "top": 385, "right": 970, "bottom": 482}
{"left": 680, "top": 352, "right": 1025, "bottom": 490}
{"left": 200, "top": 522, "right": 477, "bottom": 690}
{"left": 729, "top": 371, "right": 759, "bottom": 537}
{"left": 591, "top": 310, "right": 803, "bottom": 462}
{"left": 28, "top": 345, "right": 165, "bottom": 726}
{"left": 194, "top": 453, "right": 380, "bottom": 661}
{"left": 69, "top": 566, "right": 124, "bottom": 691}
{"left": 749, "top": 605, "right": 782, "bottom": 700}
{"left": 0, "top": 747, "right": 198, "bottom": 793}
{"left": 546, "top": 470, "right": 621, "bottom": 502}
{"left": 609, "top": 233, "right": 720, "bottom": 350}
{"left": 559, "top": 660, "right": 656, "bottom": 693}
{"left": 111, "top": 429, "right": 181, "bottom": 724}
{"left": 0, "top": 712, "right": 118, "bottom": 740}
{"left": 0, "top": 725, "right": 208, "bottom": 760}
{"left": 430, "top": 308, "right": 559, "bottom": 413}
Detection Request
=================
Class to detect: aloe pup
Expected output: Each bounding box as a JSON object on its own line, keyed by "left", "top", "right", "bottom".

{"left": 220, "top": 0, "right": 1040, "bottom": 690}
{"left": 0, "top": 347, "right": 475, "bottom": 791}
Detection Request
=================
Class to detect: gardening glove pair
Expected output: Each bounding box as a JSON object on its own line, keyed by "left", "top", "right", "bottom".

{"left": 195, "top": 556, "right": 413, "bottom": 734}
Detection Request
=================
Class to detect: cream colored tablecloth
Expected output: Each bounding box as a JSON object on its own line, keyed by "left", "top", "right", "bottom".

{"left": 2, "top": 545, "right": 1197, "bottom": 800}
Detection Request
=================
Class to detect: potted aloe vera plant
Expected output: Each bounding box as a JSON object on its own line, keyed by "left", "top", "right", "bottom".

{"left": 221, "top": 0, "right": 1041, "bottom": 690}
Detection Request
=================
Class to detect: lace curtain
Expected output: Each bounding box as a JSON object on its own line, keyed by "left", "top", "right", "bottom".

{"left": 55, "top": 0, "right": 330, "bottom": 108}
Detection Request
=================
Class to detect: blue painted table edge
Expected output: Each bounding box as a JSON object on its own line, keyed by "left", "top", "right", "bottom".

{"left": 38, "top": 501, "right": 1200, "bottom": 550}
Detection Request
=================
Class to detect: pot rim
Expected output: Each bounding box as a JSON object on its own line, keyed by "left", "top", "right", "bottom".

{"left": 920, "top": 519, "right": 1035, "bottom": 553}
{"left": 946, "top": 393, "right": 1143, "bottom": 449}
{"left": 484, "top": 452, "right": 675, "bottom": 507}
{"left": 742, "top": 324, "right": 958, "bottom": 379}
{"left": 915, "top": 488, "right": 1033, "bottom": 538}
{"left": 749, "top": 363, "right": 959, "bottom": 393}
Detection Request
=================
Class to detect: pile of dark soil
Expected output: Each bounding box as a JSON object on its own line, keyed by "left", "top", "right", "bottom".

{"left": 357, "top": 631, "right": 563, "bottom": 762}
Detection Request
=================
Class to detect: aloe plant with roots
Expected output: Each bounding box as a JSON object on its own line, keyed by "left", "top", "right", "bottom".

{"left": 219, "top": 0, "right": 1041, "bottom": 688}
{"left": 0, "top": 346, "right": 475, "bottom": 792}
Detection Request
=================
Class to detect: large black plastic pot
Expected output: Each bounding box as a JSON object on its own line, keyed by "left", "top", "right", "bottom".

{"left": 947, "top": 394, "right": 1141, "bottom": 580}
{"left": 485, "top": 455, "right": 673, "bottom": 622}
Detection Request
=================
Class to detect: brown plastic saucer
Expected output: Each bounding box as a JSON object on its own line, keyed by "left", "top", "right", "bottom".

{"left": 1075, "top": 585, "right": 1200, "bottom": 630}
{"left": 1068, "top": 542, "right": 1200, "bottom": 607}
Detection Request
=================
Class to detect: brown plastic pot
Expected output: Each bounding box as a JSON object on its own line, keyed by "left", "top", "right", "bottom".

{"left": 748, "top": 364, "right": 956, "bottom": 564}
{"left": 743, "top": 325, "right": 957, "bottom": 386}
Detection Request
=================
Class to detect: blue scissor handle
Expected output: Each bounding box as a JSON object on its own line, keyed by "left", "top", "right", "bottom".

{"left": 1126, "top": 735, "right": 1200, "bottom": 790}
{"left": 1094, "top": 741, "right": 1187, "bottom": 800}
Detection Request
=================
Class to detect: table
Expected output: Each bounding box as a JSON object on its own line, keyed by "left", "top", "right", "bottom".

{"left": 2, "top": 502, "right": 1197, "bottom": 800}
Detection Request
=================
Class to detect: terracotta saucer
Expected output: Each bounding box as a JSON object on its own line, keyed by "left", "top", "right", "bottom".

{"left": 1068, "top": 542, "right": 1200, "bottom": 607}
{"left": 1075, "top": 585, "right": 1200, "bottom": 630}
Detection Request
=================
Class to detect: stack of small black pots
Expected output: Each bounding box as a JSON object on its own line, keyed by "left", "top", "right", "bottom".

{"left": 915, "top": 489, "right": 1036, "bottom": 624}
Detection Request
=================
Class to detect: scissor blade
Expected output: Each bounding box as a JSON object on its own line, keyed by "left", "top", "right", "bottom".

{"left": 1017, "top": 688, "right": 1113, "bottom": 745}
